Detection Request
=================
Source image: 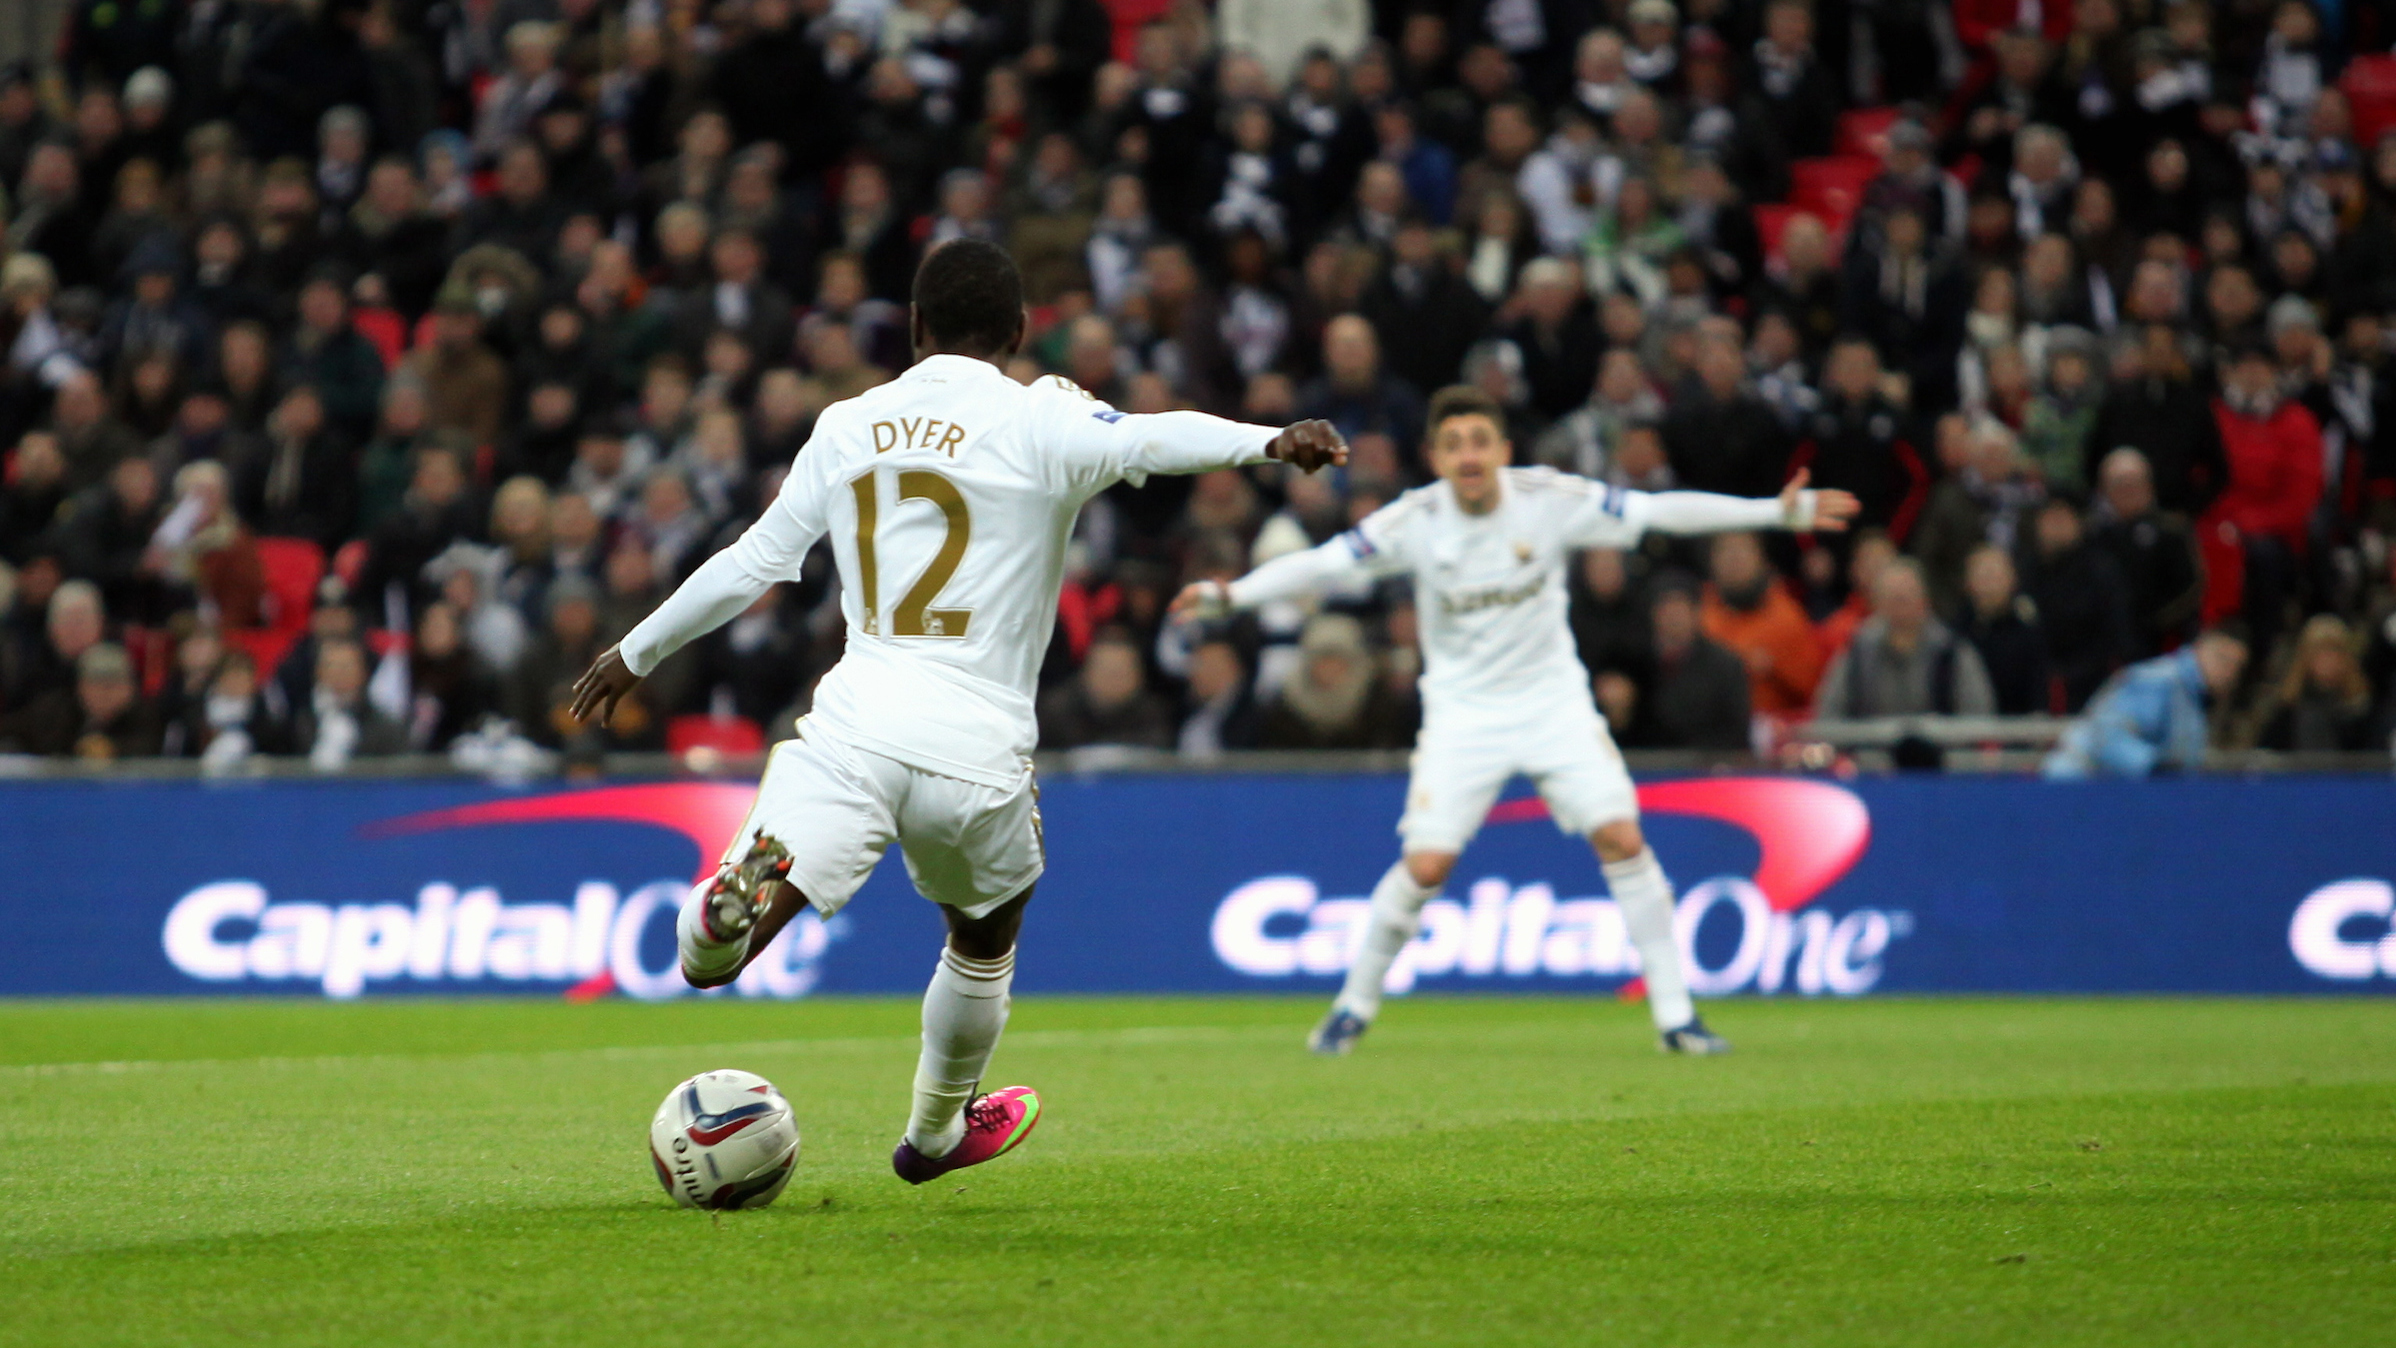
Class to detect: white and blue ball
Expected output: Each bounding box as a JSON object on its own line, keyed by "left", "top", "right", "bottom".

{"left": 648, "top": 1069, "right": 800, "bottom": 1210}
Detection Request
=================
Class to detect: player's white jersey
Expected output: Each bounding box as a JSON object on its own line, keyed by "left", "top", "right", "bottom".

{"left": 621, "top": 354, "right": 1277, "bottom": 787}
{"left": 1228, "top": 467, "right": 1792, "bottom": 719}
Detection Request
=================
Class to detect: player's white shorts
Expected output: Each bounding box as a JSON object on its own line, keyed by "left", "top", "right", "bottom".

{"left": 724, "top": 721, "right": 1044, "bottom": 919}
{"left": 1398, "top": 701, "right": 1636, "bottom": 853}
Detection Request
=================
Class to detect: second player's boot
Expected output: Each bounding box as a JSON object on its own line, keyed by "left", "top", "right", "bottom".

{"left": 703, "top": 831, "right": 794, "bottom": 940}
{"left": 892, "top": 1087, "right": 1042, "bottom": 1185}
{"left": 678, "top": 831, "right": 793, "bottom": 984}
{"left": 1659, "top": 1016, "right": 1732, "bottom": 1055}
{"left": 1308, "top": 1007, "right": 1370, "bottom": 1055}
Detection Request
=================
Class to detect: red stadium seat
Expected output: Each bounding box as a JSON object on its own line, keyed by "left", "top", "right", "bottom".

{"left": 1753, "top": 203, "right": 1799, "bottom": 258}
{"left": 2343, "top": 54, "right": 2396, "bottom": 149}
{"left": 1837, "top": 107, "right": 1902, "bottom": 159}
{"left": 224, "top": 627, "right": 301, "bottom": 679}
{"left": 667, "top": 714, "right": 767, "bottom": 756}
{"left": 1789, "top": 156, "right": 1879, "bottom": 220}
{"left": 254, "top": 537, "right": 324, "bottom": 632}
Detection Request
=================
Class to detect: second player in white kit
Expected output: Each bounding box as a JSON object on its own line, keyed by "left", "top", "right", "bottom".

{"left": 569, "top": 241, "right": 1348, "bottom": 1183}
{"left": 1177, "top": 386, "right": 1858, "bottom": 1055}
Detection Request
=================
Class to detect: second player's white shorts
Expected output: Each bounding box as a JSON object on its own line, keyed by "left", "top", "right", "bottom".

{"left": 724, "top": 721, "right": 1044, "bottom": 919}
{"left": 1397, "top": 700, "right": 1637, "bottom": 853}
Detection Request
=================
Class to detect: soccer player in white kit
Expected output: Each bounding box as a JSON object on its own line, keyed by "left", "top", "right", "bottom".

{"left": 568, "top": 241, "right": 1347, "bottom": 1183}
{"left": 1173, "top": 386, "right": 1857, "bottom": 1055}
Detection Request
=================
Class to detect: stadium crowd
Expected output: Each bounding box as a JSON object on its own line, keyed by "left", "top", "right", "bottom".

{"left": 3, "top": 0, "right": 2396, "bottom": 768}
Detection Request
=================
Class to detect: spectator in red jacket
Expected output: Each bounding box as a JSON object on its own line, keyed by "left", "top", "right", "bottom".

{"left": 2208, "top": 343, "right": 2325, "bottom": 666}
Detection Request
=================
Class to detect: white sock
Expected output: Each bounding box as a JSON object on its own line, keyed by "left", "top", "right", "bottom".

{"left": 1335, "top": 861, "right": 1436, "bottom": 1022}
{"left": 905, "top": 944, "right": 1015, "bottom": 1157}
{"left": 676, "top": 880, "right": 746, "bottom": 983}
{"left": 1606, "top": 849, "right": 1696, "bottom": 1031}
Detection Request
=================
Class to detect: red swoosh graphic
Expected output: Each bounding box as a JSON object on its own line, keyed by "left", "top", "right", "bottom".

{"left": 366, "top": 783, "right": 756, "bottom": 884}
{"left": 686, "top": 1116, "right": 760, "bottom": 1146}
{"left": 1487, "top": 778, "right": 1870, "bottom": 912}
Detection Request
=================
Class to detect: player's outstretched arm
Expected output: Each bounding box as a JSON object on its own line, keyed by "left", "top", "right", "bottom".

{"left": 573, "top": 469, "right": 827, "bottom": 727}
{"left": 1263, "top": 419, "right": 1348, "bottom": 473}
{"left": 1630, "top": 469, "right": 1862, "bottom": 536}
{"left": 1170, "top": 479, "right": 1409, "bottom": 621}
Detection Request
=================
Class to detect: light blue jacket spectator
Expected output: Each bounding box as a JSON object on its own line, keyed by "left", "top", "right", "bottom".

{"left": 2043, "top": 648, "right": 2214, "bottom": 778}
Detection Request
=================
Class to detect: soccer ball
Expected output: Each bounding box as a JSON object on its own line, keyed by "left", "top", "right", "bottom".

{"left": 648, "top": 1069, "right": 801, "bottom": 1210}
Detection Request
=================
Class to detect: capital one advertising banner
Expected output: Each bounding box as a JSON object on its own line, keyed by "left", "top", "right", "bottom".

{"left": 1, "top": 773, "right": 2392, "bottom": 1000}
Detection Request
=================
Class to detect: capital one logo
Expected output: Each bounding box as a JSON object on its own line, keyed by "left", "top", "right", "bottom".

{"left": 2289, "top": 879, "right": 2396, "bottom": 981}
{"left": 160, "top": 785, "right": 839, "bottom": 1001}
{"left": 1211, "top": 779, "right": 1904, "bottom": 997}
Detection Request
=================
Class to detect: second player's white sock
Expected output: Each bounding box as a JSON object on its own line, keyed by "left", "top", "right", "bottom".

{"left": 1335, "top": 862, "right": 1437, "bottom": 1022}
{"left": 676, "top": 880, "right": 746, "bottom": 983}
{"left": 1606, "top": 849, "right": 1696, "bottom": 1031}
{"left": 905, "top": 944, "right": 1015, "bottom": 1158}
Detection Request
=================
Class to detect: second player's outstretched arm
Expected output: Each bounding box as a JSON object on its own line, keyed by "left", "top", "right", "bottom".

{"left": 1169, "top": 523, "right": 1385, "bottom": 619}
{"left": 1636, "top": 470, "right": 1862, "bottom": 535}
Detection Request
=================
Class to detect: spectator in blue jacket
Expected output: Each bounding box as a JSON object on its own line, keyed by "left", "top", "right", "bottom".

{"left": 2043, "top": 627, "right": 2249, "bottom": 778}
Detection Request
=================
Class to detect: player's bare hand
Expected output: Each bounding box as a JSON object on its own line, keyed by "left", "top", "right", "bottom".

{"left": 1267, "top": 419, "right": 1348, "bottom": 473}
{"left": 568, "top": 645, "right": 644, "bottom": 727}
{"left": 1168, "top": 580, "right": 1231, "bottom": 620}
{"left": 1781, "top": 469, "right": 1862, "bottom": 533}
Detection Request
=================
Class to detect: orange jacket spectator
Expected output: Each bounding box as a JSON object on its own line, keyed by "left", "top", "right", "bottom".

{"left": 1700, "top": 532, "right": 1826, "bottom": 715}
{"left": 1704, "top": 583, "right": 1826, "bottom": 714}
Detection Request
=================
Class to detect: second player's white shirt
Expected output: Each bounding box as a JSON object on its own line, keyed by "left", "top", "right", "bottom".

{"left": 620, "top": 354, "right": 1279, "bottom": 786}
{"left": 1227, "top": 467, "right": 1797, "bottom": 722}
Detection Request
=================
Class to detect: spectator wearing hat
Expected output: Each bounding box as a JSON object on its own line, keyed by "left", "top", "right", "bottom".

{"left": 95, "top": 234, "right": 211, "bottom": 375}
{"left": 1258, "top": 613, "right": 1414, "bottom": 750}
{"left": 402, "top": 285, "right": 511, "bottom": 450}
{"left": 10, "top": 640, "right": 161, "bottom": 758}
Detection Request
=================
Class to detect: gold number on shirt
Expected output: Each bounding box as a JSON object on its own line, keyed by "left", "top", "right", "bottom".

{"left": 850, "top": 468, "right": 974, "bottom": 639}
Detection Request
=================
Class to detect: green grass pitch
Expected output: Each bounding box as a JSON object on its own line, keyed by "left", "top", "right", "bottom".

{"left": 3, "top": 996, "right": 2392, "bottom": 1346}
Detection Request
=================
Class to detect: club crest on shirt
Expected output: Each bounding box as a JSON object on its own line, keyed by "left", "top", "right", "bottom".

{"left": 1513, "top": 541, "right": 1532, "bottom": 564}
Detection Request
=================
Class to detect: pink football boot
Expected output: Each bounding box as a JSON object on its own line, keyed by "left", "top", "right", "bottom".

{"left": 891, "top": 1087, "right": 1043, "bottom": 1185}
